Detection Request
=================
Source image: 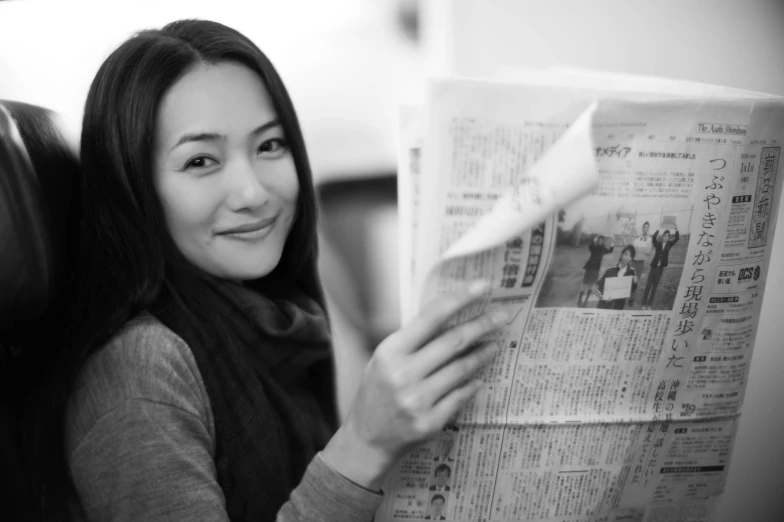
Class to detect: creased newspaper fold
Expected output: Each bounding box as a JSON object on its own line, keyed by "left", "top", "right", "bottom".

{"left": 440, "top": 102, "right": 599, "bottom": 261}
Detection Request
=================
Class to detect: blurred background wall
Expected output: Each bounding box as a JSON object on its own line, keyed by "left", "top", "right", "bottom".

{"left": 0, "top": 0, "right": 422, "bottom": 179}
{"left": 1, "top": 0, "right": 783, "bottom": 520}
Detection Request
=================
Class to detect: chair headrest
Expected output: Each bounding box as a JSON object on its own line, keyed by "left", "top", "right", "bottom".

{"left": 0, "top": 101, "right": 79, "bottom": 337}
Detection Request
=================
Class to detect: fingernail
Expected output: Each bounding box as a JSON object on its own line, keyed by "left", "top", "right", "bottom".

{"left": 491, "top": 310, "right": 509, "bottom": 325}
{"left": 469, "top": 280, "right": 490, "bottom": 296}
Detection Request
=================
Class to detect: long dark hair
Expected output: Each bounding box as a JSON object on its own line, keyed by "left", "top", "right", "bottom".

{"left": 41, "top": 19, "right": 325, "bottom": 520}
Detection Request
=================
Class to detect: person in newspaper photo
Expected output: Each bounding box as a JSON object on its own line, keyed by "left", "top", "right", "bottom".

{"left": 424, "top": 494, "right": 447, "bottom": 520}
{"left": 578, "top": 234, "right": 614, "bottom": 307}
{"left": 593, "top": 245, "right": 638, "bottom": 310}
{"left": 630, "top": 221, "right": 654, "bottom": 297}
{"left": 27, "top": 20, "right": 511, "bottom": 522}
{"left": 429, "top": 464, "right": 452, "bottom": 492}
{"left": 433, "top": 433, "right": 455, "bottom": 462}
{"left": 641, "top": 227, "right": 680, "bottom": 310}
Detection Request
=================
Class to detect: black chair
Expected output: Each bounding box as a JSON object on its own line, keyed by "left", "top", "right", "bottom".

{"left": 0, "top": 100, "right": 80, "bottom": 521}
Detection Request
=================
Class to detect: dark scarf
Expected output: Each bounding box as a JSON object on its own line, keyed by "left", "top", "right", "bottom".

{"left": 155, "top": 278, "right": 337, "bottom": 521}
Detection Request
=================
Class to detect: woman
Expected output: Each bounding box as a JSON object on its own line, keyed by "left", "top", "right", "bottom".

{"left": 593, "top": 245, "right": 638, "bottom": 310}
{"left": 577, "top": 234, "right": 613, "bottom": 307}
{"left": 51, "top": 19, "right": 506, "bottom": 521}
{"left": 641, "top": 227, "right": 680, "bottom": 310}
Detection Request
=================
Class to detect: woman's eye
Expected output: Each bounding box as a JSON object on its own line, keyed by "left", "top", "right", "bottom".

{"left": 257, "top": 138, "right": 288, "bottom": 157}
{"left": 185, "top": 156, "right": 218, "bottom": 170}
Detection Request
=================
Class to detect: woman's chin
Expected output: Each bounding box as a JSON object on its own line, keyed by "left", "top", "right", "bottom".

{"left": 227, "top": 266, "right": 276, "bottom": 282}
{"left": 204, "top": 257, "right": 279, "bottom": 282}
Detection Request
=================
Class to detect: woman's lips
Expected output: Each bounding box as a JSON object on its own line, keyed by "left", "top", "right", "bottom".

{"left": 216, "top": 215, "right": 277, "bottom": 240}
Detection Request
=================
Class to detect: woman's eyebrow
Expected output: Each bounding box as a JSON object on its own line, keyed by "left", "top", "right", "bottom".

{"left": 250, "top": 119, "right": 281, "bottom": 138}
{"left": 169, "top": 119, "right": 281, "bottom": 152}
{"left": 170, "top": 132, "right": 224, "bottom": 152}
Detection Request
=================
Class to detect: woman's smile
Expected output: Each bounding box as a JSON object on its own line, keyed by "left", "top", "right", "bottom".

{"left": 216, "top": 215, "right": 278, "bottom": 241}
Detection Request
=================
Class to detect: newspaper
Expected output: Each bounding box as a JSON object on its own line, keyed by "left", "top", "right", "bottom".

{"left": 378, "top": 73, "right": 784, "bottom": 522}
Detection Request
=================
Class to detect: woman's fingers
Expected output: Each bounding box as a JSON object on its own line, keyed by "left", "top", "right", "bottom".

{"left": 386, "top": 281, "right": 489, "bottom": 355}
{"left": 334, "top": 282, "right": 505, "bottom": 474}
{"left": 408, "top": 341, "right": 499, "bottom": 409}
{"left": 405, "top": 310, "right": 507, "bottom": 381}
{"left": 429, "top": 378, "right": 485, "bottom": 429}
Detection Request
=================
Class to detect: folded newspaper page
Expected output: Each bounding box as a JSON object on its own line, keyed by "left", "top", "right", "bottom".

{"left": 379, "top": 73, "right": 784, "bottom": 522}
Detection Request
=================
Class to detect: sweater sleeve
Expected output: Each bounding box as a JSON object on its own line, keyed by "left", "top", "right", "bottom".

{"left": 66, "top": 317, "right": 383, "bottom": 522}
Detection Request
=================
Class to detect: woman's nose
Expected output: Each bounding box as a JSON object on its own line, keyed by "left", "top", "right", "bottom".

{"left": 225, "top": 159, "right": 269, "bottom": 211}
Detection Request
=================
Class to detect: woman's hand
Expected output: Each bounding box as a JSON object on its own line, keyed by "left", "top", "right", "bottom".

{"left": 593, "top": 289, "right": 603, "bottom": 300}
{"left": 322, "top": 281, "right": 506, "bottom": 490}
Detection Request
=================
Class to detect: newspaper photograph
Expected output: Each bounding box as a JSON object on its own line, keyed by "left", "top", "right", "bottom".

{"left": 377, "top": 73, "right": 784, "bottom": 522}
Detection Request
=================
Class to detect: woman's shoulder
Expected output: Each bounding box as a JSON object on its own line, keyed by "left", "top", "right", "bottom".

{"left": 74, "top": 313, "right": 203, "bottom": 396}
{"left": 65, "top": 313, "right": 212, "bottom": 455}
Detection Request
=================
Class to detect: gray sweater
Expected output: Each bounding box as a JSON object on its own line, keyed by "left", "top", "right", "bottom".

{"left": 65, "top": 315, "right": 383, "bottom": 521}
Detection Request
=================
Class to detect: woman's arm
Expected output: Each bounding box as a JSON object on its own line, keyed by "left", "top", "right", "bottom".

{"left": 67, "top": 320, "right": 382, "bottom": 522}
{"left": 69, "top": 283, "right": 501, "bottom": 520}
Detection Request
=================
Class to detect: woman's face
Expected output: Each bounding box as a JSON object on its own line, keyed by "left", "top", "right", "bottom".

{"left": 153, "top": 61, "right": 298, "bottom": 281}
{"left": 620, "top": 249, "right": 633, "bottom": 264}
